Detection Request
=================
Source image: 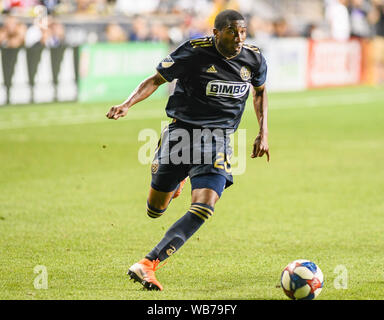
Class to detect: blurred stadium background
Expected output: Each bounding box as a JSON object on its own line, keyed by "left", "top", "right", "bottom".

{"left": 1, "top": 0, "right": 384, "bottom": 300}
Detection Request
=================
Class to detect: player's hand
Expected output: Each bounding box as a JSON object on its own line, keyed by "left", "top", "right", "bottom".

{"left": 106, "top": 104, "right": 128, "bottom": 120}
{"left": 251, "top": 134, "right": 270, "bottom": 162}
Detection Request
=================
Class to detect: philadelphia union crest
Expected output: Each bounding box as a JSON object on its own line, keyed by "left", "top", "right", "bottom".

{"left": 151, "top": 159, "right": 159, "bottom": 174}
{"left": 240, "top": 66, "right": 251, "bottom": 81}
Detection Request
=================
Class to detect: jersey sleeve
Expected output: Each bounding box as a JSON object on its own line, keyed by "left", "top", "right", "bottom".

{"left": 251, "top": 53, "right": 267, "bottom": 87}
{"left": 156, "top": 41, "right": 195, "bottom": 82}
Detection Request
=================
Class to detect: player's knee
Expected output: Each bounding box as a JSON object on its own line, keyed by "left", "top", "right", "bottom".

{"left": 190, "top": 174, "right": 227, "bottom": 208}
{"left": 146, "top": 201, "right": 167, "bottom": 219}
{"left": 190, "top": 193, "right": 217, "bottom": 209}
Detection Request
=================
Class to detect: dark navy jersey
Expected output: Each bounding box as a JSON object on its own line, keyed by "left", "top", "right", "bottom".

{"left": 156, "top": 36, "right": 267, "bottom": 131}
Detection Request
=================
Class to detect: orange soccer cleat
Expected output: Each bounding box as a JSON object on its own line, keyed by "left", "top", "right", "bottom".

{"left": 172, "top": 178, "right": 187, "bottom": 199}
{"left": 127, "top": 258, "right": 164, "bottom": 291}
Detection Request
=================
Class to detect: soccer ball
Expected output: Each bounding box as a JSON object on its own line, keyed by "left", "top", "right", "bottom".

{"left": 280, "top": 259, "right": 324, "bottom": 300}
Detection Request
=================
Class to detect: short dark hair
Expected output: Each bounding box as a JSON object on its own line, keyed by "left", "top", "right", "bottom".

{"left": 214, "top": 10, "right": 245, "bottom": 30}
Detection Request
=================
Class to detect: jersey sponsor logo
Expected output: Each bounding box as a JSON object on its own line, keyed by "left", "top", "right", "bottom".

{"left": 206, "top": 65, "right": 217, "bottom": 73}
{"left": 161, "top": 55, "right": 174, "bottom": 68}
{"left": 206, "top": 80, "right": 250, "bottom": 98}
{"left": 240, "top": 66, "right": 251, "bottom": 81}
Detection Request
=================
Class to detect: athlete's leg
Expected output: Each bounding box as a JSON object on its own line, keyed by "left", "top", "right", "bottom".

{"left": 147, "top": 187, "right": 175, "bottom": 211}
{"left": 190, "top": 188, "right": 219, "bottom": 208}
{"left": 146, "top": 176, "right": 187, "bottom": 218}
{"left": 146, "top": 121, "right": 188, "bottom": 218}
{"left": 144, "top": 174, "right": 226, "bottom": 262}
{"left": 129, "top": 123, "right": 232, "bottom": 290}
{"left": 128, "top": 173, "right": 228, "bottom": 291}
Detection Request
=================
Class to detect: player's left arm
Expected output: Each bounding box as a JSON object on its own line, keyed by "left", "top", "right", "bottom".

{"left": 251, "top": 84, "right": 270, "bottom": 162}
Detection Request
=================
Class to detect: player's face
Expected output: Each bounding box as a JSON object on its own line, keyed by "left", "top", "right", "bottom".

{"left": 214, "top": 20, "right": 247, "bottom": 57}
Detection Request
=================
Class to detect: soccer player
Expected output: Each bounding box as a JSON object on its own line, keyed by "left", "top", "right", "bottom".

{"left": 106, "top": 9, "right": 270, "bottom": 291}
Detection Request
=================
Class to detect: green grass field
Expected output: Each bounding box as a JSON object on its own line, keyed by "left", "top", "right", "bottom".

{"left": 0, "top": 86, "right": 383, "bottom": 300}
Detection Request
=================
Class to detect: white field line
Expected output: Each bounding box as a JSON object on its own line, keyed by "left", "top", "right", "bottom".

{"left": 0, "top": 91, "right": 383, "bottom": 130}
{"left": 0, "top": 109, "right": 165, "bottom": 130}
{"left": 269, "top": 92, "right": 384, "bottom": 110}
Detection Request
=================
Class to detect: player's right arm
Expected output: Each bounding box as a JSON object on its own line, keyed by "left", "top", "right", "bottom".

{"left": 106, "top": 72, "right": 166, "bottom": 120}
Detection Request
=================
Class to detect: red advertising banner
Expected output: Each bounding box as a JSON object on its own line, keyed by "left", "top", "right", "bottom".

{"left": 307, "top": 39, "right": 363, "bottom": 88}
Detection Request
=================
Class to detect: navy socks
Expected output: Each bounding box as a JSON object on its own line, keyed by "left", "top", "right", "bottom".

{"left": 145, "top": 203, "right": 214, "bottom": 261}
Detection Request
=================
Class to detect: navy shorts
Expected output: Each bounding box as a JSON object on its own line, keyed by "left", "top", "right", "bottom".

{"left": 150, "top": 120, "right": 233, "bottom": 196}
